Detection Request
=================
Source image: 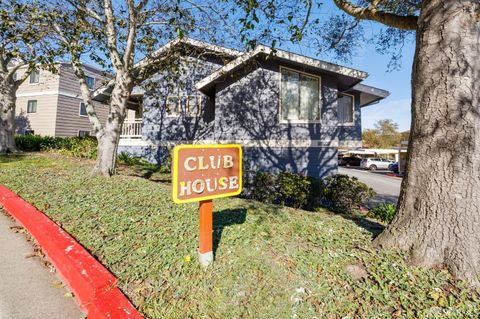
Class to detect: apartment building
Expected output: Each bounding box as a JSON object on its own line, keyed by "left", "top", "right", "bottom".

{"left": 15, "top": 63, "right": 110, "bottom": 137}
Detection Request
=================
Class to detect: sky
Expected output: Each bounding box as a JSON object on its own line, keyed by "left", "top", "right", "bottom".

{"left": 280, "top": 3, "right": 416, "bottom": 133}
{"left": 345, "top": 38, "right": 414, "bottom": 132}
{"left": 85, "top": 1, "right": 415, "bottom": 132}
{"left": 286, "top": 38, "right": 415, "bottom": 132}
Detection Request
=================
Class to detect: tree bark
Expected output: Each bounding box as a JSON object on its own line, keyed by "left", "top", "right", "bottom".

{"left": 374, "top": 0, "right": 480, "bottom": 285}
{"left": 92, "top": 72, "right": 133, "bottom": 176}
{"left": 0, "top": 87, "right": 18, "bottom": 154}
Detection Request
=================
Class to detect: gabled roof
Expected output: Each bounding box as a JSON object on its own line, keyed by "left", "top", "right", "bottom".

{"left": 195, "top": 44, "right": 368, "bottom": 95}
{"left": 93, "top": 38, "right": 241, "bottom": 102}
{"left": 93, "top": 38, "right": 389, "bottom": 107}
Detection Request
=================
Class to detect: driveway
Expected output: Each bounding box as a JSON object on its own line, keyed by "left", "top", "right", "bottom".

{"left": 338, "top": 167, "right": 401, "bottom": 206}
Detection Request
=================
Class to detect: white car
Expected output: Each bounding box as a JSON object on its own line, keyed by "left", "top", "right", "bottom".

{"left": 360, "top": 158, "right": 395, "bottom": 171}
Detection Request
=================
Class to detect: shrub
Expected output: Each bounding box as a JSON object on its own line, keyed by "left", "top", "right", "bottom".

{"left": 15, "top": 135, "right": 98, "bottom": 159}
{"left": 15, "top": 135, "right": 57, "bottom": 151}
{"left": 276, "top": 171, "right": 312, "bottom": 209}
{"left": 368, "top": 203, "right": 396, "bottom": 223}
{"left": 243, "top": 170, "right": 325, "bottom": 210}
{"left": 248, "top": 171, "right": 277, "bottom": 204}
{"left": 322, "top": 174, "right": 375, "bottom": 213}
{"left": 56, "top": 137, "right": 97, "bottom": 159}
{"left": 159, "top": 148, "right": 172, "bottom": 173}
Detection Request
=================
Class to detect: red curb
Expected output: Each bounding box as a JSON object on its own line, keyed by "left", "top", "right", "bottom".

{"left": 386, "top": 173, "right": 403, "bottom": 178}
{"left": 0, "top": 186, "right": 143, "bottom": 319}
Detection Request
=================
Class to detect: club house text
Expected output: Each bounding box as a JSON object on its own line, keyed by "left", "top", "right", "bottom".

{"left": 178, "top": 155, "right": 239, "bottom": 196}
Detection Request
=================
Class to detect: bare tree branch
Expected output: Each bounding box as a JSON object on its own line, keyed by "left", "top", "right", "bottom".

{"left": 123, "top": 0, "right": 137, "bottom": 70}
{"left": 333, "top": 0, "right": 418, "bottom": 30}
{"left": 65, "top": 0, "right": 103, "bottom": 22}
{"left": 103, "top": 0, "right": 123, "bottom": 70}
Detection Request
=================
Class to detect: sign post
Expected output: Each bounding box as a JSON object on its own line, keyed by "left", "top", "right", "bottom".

{"left": 198, "top": 200, "right": 213, "bottom": 265}
{"left": 172, "top": 144, "right": 242, "bottom": 267}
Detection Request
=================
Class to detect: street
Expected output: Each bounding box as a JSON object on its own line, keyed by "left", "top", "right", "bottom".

{"left": 338, "top": 167, "right": 401, "bottom": 206}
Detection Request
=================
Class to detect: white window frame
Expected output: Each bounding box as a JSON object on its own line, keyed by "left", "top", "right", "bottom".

{"left": 85, "top": 76, "right": 95, "bottom": 90}
{"left": 337, "top": 92, "right": 355, "bottom": 127}
{"left": 79, "top": 102, "right": 88, "bottom": 117}
{"left": 165, "top": 95, "right": 202, "bottom": 118}
{"left": 279, "top": 66, "right": 322, "bottom": 124}
{"left": 29, "top": 70, "right": 40, "bottom": 85}
{"left": 166, "top": 96, "right": 181, "bottom": 117}
{"left": 27, "top": 100, "right": 37, "bottom": 113}
{"left": 186, "top": 95, "right": 202, "bottom": 117}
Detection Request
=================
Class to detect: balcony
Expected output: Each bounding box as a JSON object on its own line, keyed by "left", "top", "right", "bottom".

{"left": 121, "top": 118, "right": 142, "bottom": 139}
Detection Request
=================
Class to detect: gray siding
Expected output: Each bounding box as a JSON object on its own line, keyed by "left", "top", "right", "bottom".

{"left": 121, "top": 56, "right": 364, "bottom": 178}
{"left": 55, "top": 64, "right": 110, "bottom": 136}
{"left": 243, "top": 146, "right": 338, "bottom": 178}
{"left": 214, "top": 59, "right": 341, "bottom": 142}
{"left": 15, "top": 63, "right": 111, "bottom": 137}
{"left": 140, "top": 55, "right": 223, "bottom": 142}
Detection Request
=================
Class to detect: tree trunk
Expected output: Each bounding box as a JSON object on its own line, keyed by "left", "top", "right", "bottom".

{"left": 0, "top": 88, "right": 18, "bottom": 154}
{"left": 92, "top": 74, "right": 133, "bottom": 176}
{"left": 374, "top": 0, "right": 480, "bottom": 285}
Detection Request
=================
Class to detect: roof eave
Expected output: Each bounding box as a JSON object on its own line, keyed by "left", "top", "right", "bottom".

{"left": 196, "top": 45, "right": 369, "bottom": 94}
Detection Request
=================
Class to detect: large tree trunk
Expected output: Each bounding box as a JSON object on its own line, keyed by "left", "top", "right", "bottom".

{"left": 92, "top": 74, "right": 133, "bottom": 176}
{"left": 374, "top": 0, "right": 480, "bottom": 285}
{"left": 0, "top": 88, "right": 18, "bottom": 154}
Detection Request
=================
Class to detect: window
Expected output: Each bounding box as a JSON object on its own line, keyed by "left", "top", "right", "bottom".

{"left": 338, "top": 93, "right": 354, "bottom": 125}
{"left": 27, "top": 100, "right": 37, "bottom": 113}
{"left": 166, "top": 95, "right": 202, "bottom": 117}
{"left": 29, "top": 70, "right": 40, "bottom": 84}
{"left": 186, "top": 95, "right": 201, "bottom": 117}
{"left": 85, "top": 76, "right": 95, "bottom": 90}
{"left": 166, "top": 96, "right": 181, "bottom": 116}
{"left": 280, "top": 67, "right": 320, "bottom": 122}
{"left": 78, "top": 130, "right": 90, "bottom": 138}
{"left": 79, "top": 102, "right": 88, "bottom": 116}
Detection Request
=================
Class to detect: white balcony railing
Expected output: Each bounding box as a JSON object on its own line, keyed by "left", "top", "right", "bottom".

{"left": 121, "top": 118, "right": 142, "bottom": 138}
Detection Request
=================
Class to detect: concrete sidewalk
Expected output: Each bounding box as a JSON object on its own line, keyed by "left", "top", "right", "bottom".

{"left": 0, "top": 212, "right": 84, "bottom": 319}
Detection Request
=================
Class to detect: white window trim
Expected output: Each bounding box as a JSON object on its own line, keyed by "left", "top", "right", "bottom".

{"left": 28, "top": 71, "right": 40, "bottom": 85}
{"left": 279, "top": 66, "right": 322, "bottom": 124}
{"left": 165, "top": 95, "right": 201, "bottom": 118}
{"left": 26, "top": 100, "right": 37, "bottom": 113}
{"left": 337, "top": 92, "right": 355, "bottom": 127}
{"left": 79, "top": 102, "right": 88, "bottom": 117}
{"left": 85, "top": 75, "right": 96, "bottom": 90}
{"left": 166, "top": 95, "right": 181, "bottom": 118}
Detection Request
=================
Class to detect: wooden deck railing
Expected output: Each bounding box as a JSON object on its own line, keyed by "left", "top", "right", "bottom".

{"left": 121, "top": 118, "right": 142, "bottom": 138}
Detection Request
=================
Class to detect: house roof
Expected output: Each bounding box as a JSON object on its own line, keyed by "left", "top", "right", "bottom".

{"left": 344, "top": 83, "right": 390, "bottom": 107}
{"left": 92, "top": 38, "right": 242, "bottom": 102}
{"left": 195, "top": 44, "right": 369, "bottom": 96}
{"left": 93, "top": 38, "right": 388, "bottom": 107}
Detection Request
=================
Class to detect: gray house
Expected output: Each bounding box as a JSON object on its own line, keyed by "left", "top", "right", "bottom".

{"left": 95, "top": 38, "right": 389, "bottom": 178}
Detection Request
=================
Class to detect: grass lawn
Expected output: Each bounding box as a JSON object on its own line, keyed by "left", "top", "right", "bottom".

{"left": 1, "top": 153, "right": 479, "bottom": 319}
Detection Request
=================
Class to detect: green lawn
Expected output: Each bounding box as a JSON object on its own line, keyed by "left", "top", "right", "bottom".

{"left": 1, "top": 153, "right": 479, "bottom": 319}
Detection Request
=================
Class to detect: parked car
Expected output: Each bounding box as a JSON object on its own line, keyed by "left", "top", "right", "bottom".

{"left": 338, "top": 156, "right": 362, "bottom": 167}
{"left": 389, "top": 162, "right": 399, "bottom": 174}
{"left": 360, "top": 158, "right": 395, "bottom": 171}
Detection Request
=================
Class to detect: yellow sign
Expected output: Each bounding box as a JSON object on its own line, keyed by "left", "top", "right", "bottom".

{"left": 172, "top": 144, "right": 243, "bottom": 204}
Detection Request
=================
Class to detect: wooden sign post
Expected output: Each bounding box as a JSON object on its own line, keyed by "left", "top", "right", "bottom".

{"left": 172, "top": 144, "right": 242, "bottom": 266}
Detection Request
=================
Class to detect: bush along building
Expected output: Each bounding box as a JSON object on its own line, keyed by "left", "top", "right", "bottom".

{"left": 93, "top": 38, "right": 389, "bottom": 178}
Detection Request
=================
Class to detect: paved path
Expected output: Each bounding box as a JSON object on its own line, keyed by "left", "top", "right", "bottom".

{"left": 0, "top": 212, "right": 84, "bottom": 319}
{"left": 338, "top": 167, "right": 402, "bottom": 206}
